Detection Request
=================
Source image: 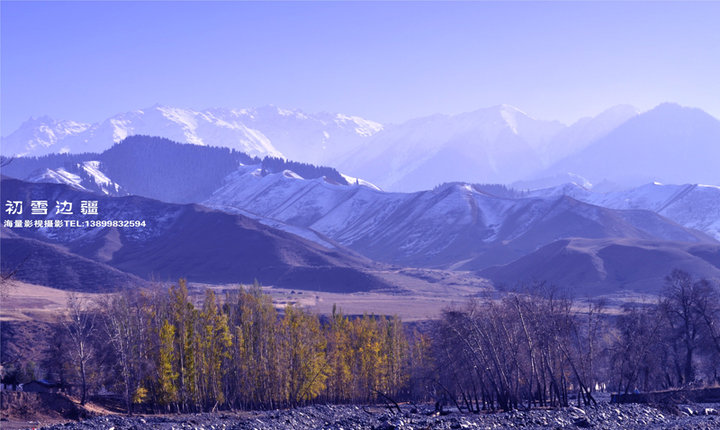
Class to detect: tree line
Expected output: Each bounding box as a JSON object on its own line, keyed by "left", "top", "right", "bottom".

{"left": 3, "top": 269, "right": 719, "bottom": 414}
{"left": 434, "top": 270, "right": 720, "bottom": 412}
{"left": 40, "top": 280, "right": 427, "bottom": 414}
{"left": 261, "top": 156, "right": 349, "bottom": 185}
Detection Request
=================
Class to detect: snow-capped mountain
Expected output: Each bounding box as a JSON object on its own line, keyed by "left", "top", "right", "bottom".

{"left": 337, "top": 105, "right": 566, "bottom": 192}
{"left": 1, "top": 116, "right": 92, "bottom": 156}
{"left": 6, "top": 102, "right": 717, "bottom": 192}
{"left": 528, "top": 181, "right": 720, "bottom": 241}
{"left": 540, "top": 103, "right": 720, "bottom": 187}
{"left": 1, "top": 136, "right": 371, "bottom": 205}
{"left": 4, "top": 133, "right": 718, "bottom": 296}
{"left": 205, "top": 172, "right": 715, "bottom": 270}
{"left": 2, "top": 105, "right": 276, "bottom": 157}
{"left": 1, "top": 103, "right": 636, "bottom": 191}
{"left": 205, "top": 106, "right": 383, "bottom": 166}
{"left": 334, "top": 103, "right": 645, "bottom": 192}
{"left": 5, "top": 135, "right": 718, "bottom": 273}
{"left": 1, "top": 105, "right": 383, "bottom": 162}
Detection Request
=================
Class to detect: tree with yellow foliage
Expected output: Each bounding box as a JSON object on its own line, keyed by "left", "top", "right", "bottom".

{"left": 157, "top": 319, "right": 178, "bottom": 408}
{"left": 325, "top": 305, "right": 353, "bottom": 402}
{"left": 282, "top": 305, "right": 328, "bottom": 405}
{"left": 198, "top": 289, "right": 232, "bottom": 409}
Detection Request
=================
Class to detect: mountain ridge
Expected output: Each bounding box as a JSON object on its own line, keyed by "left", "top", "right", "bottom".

{"left": 3, "top": 141, "right": 719, "bottom": 295}
{"left": 4, "top": 136, "right": 718, "bottom": 267}
{"left": 5, "top": 102, "right": 717, "bottom": 191}
{"left": 538, "top": 103, "right": 720, "bottom": 187}
{"left": 479, "top": 238, "right": 720, "bottom": 295}
{"left": 0, "top": 177, "right": 394, "bottom": 292}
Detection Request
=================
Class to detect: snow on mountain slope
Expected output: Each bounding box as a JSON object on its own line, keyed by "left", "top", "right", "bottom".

{"left": 206, "top": 166, "right": 380, "bottom": 225}
{"left": 340, "top": 173, "right": 382, "bottom": 191}
{"left": 529, "top": 182, "right": 720, "bottom": 240}
{"left": 225, "top": 106, "right": 384, "bottom": 165}
{"left": 12, "top": 141, "right": 717, "bottom": 273}
{"left": 25, "top": 161, "right": 125, "bottom": 196}
{"left": 180, "top": 106, "right": 384, "bottom": 165}
{"left": 205, "top": 170, "right": 715, "bottom": 270}
{"left": 26, "top": 168, "right": 84, "bottom": 189}
{"left": 337, "top": 105, "right": 565, "bottom": 192}
{"left": 6, "top": 103, "right": 717, "bottom": 194}
{"left": 1, "top": 116, "right": 91, "bottom": 156}
{"left": 1, "top": 105, "right": 383, "bottom": 164}
{"left": 11, "top": 129, "right": 718, "bottom": 259}
{"left": 659, "top": 184, "right": 720, "bottom": 240}
{"left": 2, "top": 105, "right": 281, "bottom": 158}
{"left": 339, "top": 103, "right": 641, "bottom": 192}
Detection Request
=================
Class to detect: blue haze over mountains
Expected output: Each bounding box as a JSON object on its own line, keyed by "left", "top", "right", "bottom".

{"left": 0, "top": 177, "right": 391, "bottom": 293}
{"left": 4, "top": 103, "right": 720, "bottom": 191}
{"left": 2, "top": 103, "right": 720, "bottom": 295}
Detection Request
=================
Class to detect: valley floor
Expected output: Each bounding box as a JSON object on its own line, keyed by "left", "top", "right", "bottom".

{"left": 10, "top": 401, "right": 719, "bottom": 430}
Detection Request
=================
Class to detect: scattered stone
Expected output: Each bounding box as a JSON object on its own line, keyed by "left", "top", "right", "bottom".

{"left": 573, "top": 417, "right": 592, "bottom": 427}
{"left": 35, "top": 401, "right": 720, "bottom": 430}
{"left": 569, "top": 406, "right": 586, "bottom": 416}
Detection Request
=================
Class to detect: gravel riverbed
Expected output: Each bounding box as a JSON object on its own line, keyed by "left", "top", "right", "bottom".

{"left": 39, "top": 402, "right": 720, "bottom": 430}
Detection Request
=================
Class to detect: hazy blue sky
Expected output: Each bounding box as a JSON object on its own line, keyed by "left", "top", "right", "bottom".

{"left": 2, "top": 1, "right": 719, "bottom": 132}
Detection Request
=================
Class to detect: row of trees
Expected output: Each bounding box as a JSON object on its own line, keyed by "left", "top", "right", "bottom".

{"left": 434, "top": 270, "right": 720, "bottom": 411}
{"left": 611, "top": 270, "right": 720, "bottom": 393}
{"left": 260, "top": 156, "right": 349, "bottom": 184}
{"left": 12, "top": 270, "right": 719, "bottom": 414}
{"left": 435, "top": 287, "right": 603, "bottom": 411}
{"left": 50, "top": 280, "right": 429, "bottom": 413}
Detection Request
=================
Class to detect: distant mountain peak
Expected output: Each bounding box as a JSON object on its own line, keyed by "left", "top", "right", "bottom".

{"left": 1, "top": 105, "right": 388, "bottom": 163}
{"left": 496, "top": 103, "right": 527, "bottom": 115}
{"left": 642, "top": 102, "right": 717, "bottom": 120}
{"left": 653, "top": 101, "right": 684, "bottom": 110}
{"left": 5, "top": 103, "right": 718, "bottom": 192}
{"left": 595, "top": 104, "right": 639, "bottom": 118}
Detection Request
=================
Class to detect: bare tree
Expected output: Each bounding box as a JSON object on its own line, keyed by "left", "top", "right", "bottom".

{"left": 0, "top": 254, "right": 30, "bottom": 302}
{"left": 659, "top": 270, "right": 711, "bottom": 385}
{"left": 432, "top": 284, "right": 608, "bottom": 412}
{"left": 62, "top": 292, "right": 97, "bottom": 404}
{"left": 101, "top": 289, "right": 150, "bottom": 414}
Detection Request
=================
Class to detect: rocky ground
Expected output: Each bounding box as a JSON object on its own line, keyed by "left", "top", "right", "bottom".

{"left": 34, "top": 401, "right": 720, "bottom": 430}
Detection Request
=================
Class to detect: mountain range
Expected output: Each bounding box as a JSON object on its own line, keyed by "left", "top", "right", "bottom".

{"left": 203, "top": 170, "right": 718, "bottom": 273}
{"left": 0, "top": 177, "right": 393, "bottom": 292}
{"left": 2, "top": 136, "right": 718, "bottom": 295}
{"left": 1, "top": 105, "right": 381, "bottom": 164}
{"left": 4, "top": 103, "right": 720, "bottom": 191}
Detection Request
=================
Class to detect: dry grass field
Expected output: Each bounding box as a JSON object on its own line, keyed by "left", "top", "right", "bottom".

{"left": 0, "top": 280, "right": 105, "bottom": 322}
{"left": 1, "top": 267, "right": 658, "bottom": 323}
{"left": 1, "top": 268, "right": 489, "bottom": 323}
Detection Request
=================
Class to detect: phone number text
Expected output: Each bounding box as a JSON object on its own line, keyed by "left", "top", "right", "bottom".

{"left": 3, "top": 219, "right": 147, "bottom": 228}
